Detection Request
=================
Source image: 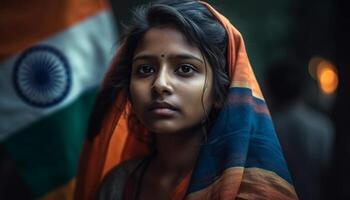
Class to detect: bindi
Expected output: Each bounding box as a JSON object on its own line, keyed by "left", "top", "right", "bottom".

{"left": 160, "top": 54, "right": 165, "bottom": 58}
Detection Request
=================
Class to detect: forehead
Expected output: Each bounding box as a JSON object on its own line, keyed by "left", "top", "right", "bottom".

{"left": 134, "top": 26, "right": 201, "bottom": 57}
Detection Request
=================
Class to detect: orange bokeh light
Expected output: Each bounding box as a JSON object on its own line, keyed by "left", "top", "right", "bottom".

{"left": 316, "top": 60, "right": 338, "bottom": 94}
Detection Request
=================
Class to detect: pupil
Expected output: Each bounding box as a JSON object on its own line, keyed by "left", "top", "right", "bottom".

{"left": 143, "top": 66, "right": 151, "bottom": 73}
{"left": 183, "top": 66, "right": 189, "bottom": 72}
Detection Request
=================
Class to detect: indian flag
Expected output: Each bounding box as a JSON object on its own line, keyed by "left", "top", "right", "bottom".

{"left": 0, "top": 0, "right": 116, "bottom": 199}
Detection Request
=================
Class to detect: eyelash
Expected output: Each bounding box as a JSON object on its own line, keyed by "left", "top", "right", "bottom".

{"left": 135, "top": 64, "right": 198, "bottom": 77}
{"left": 136, "top": 65, "right": 155, "bottom": 76}
{"left": 175, "top": 64, "right": 197, "bottom": 76}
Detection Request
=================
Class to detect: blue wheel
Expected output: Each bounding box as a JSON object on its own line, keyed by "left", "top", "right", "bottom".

{"left": 13, "top": 45, "right": 71, "bottom": 108}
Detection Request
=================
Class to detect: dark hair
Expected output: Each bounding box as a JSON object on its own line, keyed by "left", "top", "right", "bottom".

{"left": 88, "top": 0, "right": 230, "bottom": 138}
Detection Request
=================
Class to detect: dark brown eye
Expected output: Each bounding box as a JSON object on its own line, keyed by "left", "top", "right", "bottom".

{"left": 176, "top": 64, "right": 196, "bottom": 75}
{"left": 137, "top": 65, "right": 155, "bottom": 75}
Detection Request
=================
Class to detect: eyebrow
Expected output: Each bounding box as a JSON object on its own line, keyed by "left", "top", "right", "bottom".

{"left": 132, "top": 53, "right": 204, "bottom": 63}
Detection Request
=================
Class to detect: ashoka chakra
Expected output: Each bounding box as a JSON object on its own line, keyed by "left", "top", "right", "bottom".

{"left": 13, "top": 45, "right": 71, "bottom": 108}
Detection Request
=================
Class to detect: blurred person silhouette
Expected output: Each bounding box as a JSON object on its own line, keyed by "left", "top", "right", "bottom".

{"left": 264, "top": 58, "right": 334, "bottom": 200}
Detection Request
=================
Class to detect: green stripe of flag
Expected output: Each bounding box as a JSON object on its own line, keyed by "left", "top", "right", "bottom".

{"left": 2, "top": 88, "right": 98, "bottom": 197}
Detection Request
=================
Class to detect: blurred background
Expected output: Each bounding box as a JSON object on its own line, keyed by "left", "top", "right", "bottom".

{"left": 1, "top": 0, "right": 349, "bottom": 199}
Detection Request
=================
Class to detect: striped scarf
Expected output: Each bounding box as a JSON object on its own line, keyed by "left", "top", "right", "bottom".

{"left": 75, "top": 1, "right": 298, "bottom": 199}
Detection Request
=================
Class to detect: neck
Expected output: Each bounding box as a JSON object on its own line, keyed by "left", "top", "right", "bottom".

{"left": 152, "top": 127, "right": 203, "bottom": 177}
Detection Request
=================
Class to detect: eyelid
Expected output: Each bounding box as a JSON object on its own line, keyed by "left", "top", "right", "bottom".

{"left": 178, "top": 63, "right": 197, "bottom": 71}
{"left": 135, "top": 64, "right": 156, "bottom": 75}
{"left": 175, "top": 63, "right": 198, "bottom": 75}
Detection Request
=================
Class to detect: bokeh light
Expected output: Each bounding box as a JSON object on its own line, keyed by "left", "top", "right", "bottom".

{"left": 309, "top": 57, "right": 338, "bottom": 95}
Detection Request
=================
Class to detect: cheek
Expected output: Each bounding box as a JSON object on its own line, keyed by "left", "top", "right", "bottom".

{"left": 129, "top": 81, "right": 137, "bottom": 100}
{"left": 179, "top": 78, "right": 214, "bottom": 119}
{"left": 129, "top": 80, "right": 149, "bottom": 111}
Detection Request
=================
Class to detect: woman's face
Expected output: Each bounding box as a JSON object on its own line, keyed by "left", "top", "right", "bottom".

{"left": 129, "top": 26, "right": 214, "bottom": 134}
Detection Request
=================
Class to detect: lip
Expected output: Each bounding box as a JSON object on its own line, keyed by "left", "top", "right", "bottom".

{"left": 149, "top": 101, "right": 178, "bottom": 110}
{"left": 149, "top": 101, "right": 179, "bottom": 116}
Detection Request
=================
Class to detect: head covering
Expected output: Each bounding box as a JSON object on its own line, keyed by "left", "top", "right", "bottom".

{"left": 75, "top": 1, "right": 298, "bottom": 200}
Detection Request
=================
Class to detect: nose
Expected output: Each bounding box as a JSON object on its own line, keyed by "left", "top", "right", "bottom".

{"left": 152, "top": 67, "right": 173, "bottom": 96}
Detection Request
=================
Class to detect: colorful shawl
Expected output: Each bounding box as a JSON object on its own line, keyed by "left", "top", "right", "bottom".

{"left": 75, "top": 2, "right": 298, "bottom": 200}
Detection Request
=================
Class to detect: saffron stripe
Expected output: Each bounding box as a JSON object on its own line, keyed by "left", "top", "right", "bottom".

{"left": 0, "top": 0, "right": 108, "bottom": 60}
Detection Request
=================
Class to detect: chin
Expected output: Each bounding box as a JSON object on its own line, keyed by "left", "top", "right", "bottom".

{"left": 147, "top": 123, "right": 180, "bottom": 135}
{"left": 139, "top": 115, "right": 202, "bottom": 135}
{"left": 146, "top": 120, "right": 201, "bottom": 135}
{"left": 144, "top": 118, "right": 191, "bottom": 134}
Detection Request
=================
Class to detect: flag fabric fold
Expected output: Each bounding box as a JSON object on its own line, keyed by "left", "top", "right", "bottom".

{"left": 0, "top": 0, "right": 117, "bottom": 198}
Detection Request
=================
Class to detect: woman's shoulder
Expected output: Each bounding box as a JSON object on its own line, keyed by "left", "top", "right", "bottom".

{"left": 98, "top": 157, "right": 145, "bottom": 200}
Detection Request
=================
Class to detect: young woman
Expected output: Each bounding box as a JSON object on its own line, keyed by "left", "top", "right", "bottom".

{"left": 75, "top": 1, "right": 298, "bottom": 199}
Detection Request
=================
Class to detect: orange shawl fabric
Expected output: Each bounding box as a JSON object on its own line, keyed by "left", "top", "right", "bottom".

{"left": 75, "top": 2, "right": 298, "bottom": 200}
